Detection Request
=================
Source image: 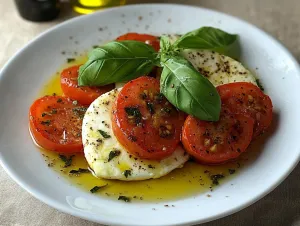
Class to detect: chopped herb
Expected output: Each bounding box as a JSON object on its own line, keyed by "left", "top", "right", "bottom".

{"left": 118, "top": 196, "right": 130, "bottom": 202}
{"left": 51, "top": 109, "right": 57, "bottom": 114}
{"left": 161, "top": 107, "right": 171, "bottom": 114}
{"left": 41, "top": 113, "right": 47, "bottom": 117}
{"left": 210, "top": 174, "right": 225, "bottom": 185}
{"left": 146, "top": 102, "right": 155, "bottom": 114}
{"left": 98, "top": 130, "right": 111, "bottom": 139}
{"left": 41, "top": 120, "right": 51, "bottom": 126}
{"left": 155, "top": 93, "right": 164, "bottom": 103}
{"left": 57, "top": 98, "right": 63, "bottom": 103}
{"left": 90, "top": 184, "right": 107, "bottom": 193}
{"left": 125, "top": 107, "right": 142, "bottom": 124}
{"left": 256, "top": 79, "right": 264, "bottom": 91}
{"left": 140, "top": 92, "right": 147, "bottom": 99}
{"left": 69, "top": 168, "right": 90, "bottom": 175}
{"left": 123, "top": 170, "right": 132, "bottom": 178}
{"left": 128, "top": 135, "right": 137, "bottom": 142}
{"left": 67, "top": 58, "right": 75, "bottom": 63}
{"left": 108, "top": 150, "right": 121, "bottom": 162}
{"left": 228, "top": 169, "right": 236, "bottom": 174}
{"left": 72, "top": 107, "right": 87, "bottom": 119}
{"left": 59, "top": 154, "right": 74, "bottom": 167}
{"left": 148, "top": 165, "right": 154, "bottom": 169}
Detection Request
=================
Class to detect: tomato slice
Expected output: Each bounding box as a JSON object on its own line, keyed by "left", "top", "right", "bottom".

{"left": 60, "top": 65, "right": 114, "bottom": 105}
{"left": 112, "top": 76, "right": 185, "bottom": 160}
{"left": 217, "top": 82, "right": 273, "bottom": 137}
{"left": 182, "top": 111, "right": 255, "bottom": 164}
{"left": 116, "top": 33, "right": 160, "bottom": 51}
{"left": 29, "top": 96, "right": 86, "bottom": 153}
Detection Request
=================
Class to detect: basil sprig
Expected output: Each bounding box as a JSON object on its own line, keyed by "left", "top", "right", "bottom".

{"left": 160, "top": 55, "right": 221, "bottom": 121}
{"left": 78, "top": 41, "right": 157, "bottom": 86}
{"left": 78, "top": 27, "right": 237, "bottom": 121}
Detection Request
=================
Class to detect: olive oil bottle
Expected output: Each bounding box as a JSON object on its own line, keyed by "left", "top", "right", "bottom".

{"left": 72, "top": 0, "right": 126, "bottom": 14}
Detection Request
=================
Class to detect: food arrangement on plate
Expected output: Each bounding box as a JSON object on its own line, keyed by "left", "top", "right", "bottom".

{"left": 29, "top": 26, "right": 273, "bottom": 202}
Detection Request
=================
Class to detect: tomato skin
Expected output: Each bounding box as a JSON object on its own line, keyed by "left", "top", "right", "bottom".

{"left": 60, "top": 65, "right": 114, "bottom": 105}
{"left": 29, "top": 96, "right": 85, "bottom": 153}
{"left": 217, "top": 82, "right": 273, "bottom": 137}
{"left": 116, "top": 33, "right": 160, "bottom": 51}
{"left": 182, "top": 111, "right": 255, "bottom": 165}
{"left": 112, "top": 76, "right": 185, "bottom": 160}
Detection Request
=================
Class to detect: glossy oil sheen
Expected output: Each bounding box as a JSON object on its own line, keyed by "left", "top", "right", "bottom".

{"left": 2, "top": 5, "right": 298, "bottom": 225}
{"left": 38, "top": 57, "right": 246, "bottom": 202}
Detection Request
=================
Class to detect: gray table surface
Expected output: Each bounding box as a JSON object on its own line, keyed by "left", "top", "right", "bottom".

{"left": 0, "top": 0, "right": 300, "bottom": 225}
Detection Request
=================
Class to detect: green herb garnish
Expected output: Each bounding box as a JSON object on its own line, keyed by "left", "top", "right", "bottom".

{"left": 160, "top": 55, "right": 221, "bottom": 121}
{"left": 108, "top": 150, "right": 121, "bottom": 162}
{"left": 69, "top": 168, "right": 90, "bottom": 175}
{"left": 67, "top": 58, "right": 75, "bottom": 63}
{"left": 59, "top": 154, "right": 74, "bottom": 168}
{"left": 125, "top": 107, "right": 142, "bottom": 124}
{"left": 146, "top": 102, "right": 155, "bottom": 114}
{"left": 256, "top": 79, "right": 264, "bottom": 91}
{"left": 78, "top": 41, "right": 157, "bottom": 86}
{"left": 72, "top": 107, "right": 87, "bottom": 119}
{"left": 123, "top": 170, "right": 132, "bottom": 178}
{"left": 98, "top": 130, "right": 111, "bottom": 139}
{"left": 210, "top": 174, "right": 225, "bottom": 185}
{"left": 51, "top": 109, "right": 57, "bottom": 114}
{"left": 173, "top": 27, "right": 237, "bottom": 52}
{"left": 90, "top": 184, "right": 107, "bottom": 193}
{"left": 118, "top": 195, "right": 130, "bottom": 202}
{"left": 41, "top": 120, "right": 51, "bottom": 126}
{"left": 78, "top": 27, "right": 238, "bottom": 121}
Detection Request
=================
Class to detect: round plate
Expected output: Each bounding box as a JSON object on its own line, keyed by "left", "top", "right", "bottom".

{"left": 1, "top": 4, "right": 300, "bottom": 226}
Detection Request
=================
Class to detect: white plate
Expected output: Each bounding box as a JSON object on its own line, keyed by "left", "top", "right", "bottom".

{"left": 1, "top": 4, "right": 300, "bottom": 226}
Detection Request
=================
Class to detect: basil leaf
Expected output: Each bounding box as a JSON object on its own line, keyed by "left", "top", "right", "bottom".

{"left": 173, "top": 27, "right": 237, "bottom": 53}
{"left": 78, "top": 41, "right": 156, "bottom": 86}
{"left": 160, "top": 35, "right": 172, "bottom": 52}
{"left": 160, "top": 55, "right": 221, "bottom": 121}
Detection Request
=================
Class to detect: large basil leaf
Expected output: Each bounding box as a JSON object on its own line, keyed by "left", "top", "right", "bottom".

{"left": 160, "top": 55, "right": 221, "bottom": 121}
{"left": 173, "top": 27, "right": 237, "bottom": 53}
{"left": 78, "top": 41, "right": 156, "bottom": 86}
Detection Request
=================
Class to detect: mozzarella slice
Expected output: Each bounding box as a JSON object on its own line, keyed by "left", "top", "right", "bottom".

{"left": 82, "top": 89, "right": 189, "bottom": 181}
{"left": 181, "top": 49, "right": 257, "bottom": 86}
{"left": 166, "top": 34, "right": 257, "bottom": 86}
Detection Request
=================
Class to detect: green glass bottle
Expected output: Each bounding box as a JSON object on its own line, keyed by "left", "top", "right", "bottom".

{"left": 14, "top": 0, "right": 60, "bottom": 22}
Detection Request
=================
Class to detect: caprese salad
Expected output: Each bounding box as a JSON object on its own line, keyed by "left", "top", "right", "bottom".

{"left": 29, "top": 27, "right": 273, "bottom": 183}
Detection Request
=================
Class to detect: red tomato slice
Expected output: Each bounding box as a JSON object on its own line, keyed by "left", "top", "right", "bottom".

{"left": 116, "top": 33, "right": 160, "bottom": 51}
{"left": 112, "top": 76, "right": 185, "bottom": 160}
{"left": 60, "top": 65, "right": 114, "bottom": 105}
{"left": 29, "top": 96, "right": 86, "bottom": 153}
{"left": 217, "top": 82, "right": 273, "bottom": 137}
{"left": 182, "top": 111, "right": 255, "bottom": 164}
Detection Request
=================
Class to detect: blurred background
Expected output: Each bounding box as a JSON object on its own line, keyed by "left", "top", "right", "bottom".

{"left": 0, "top": 1, "right": 300, "bottom": 226}
{"left": 0, "top": 0, "right": 299, "bottom": 68}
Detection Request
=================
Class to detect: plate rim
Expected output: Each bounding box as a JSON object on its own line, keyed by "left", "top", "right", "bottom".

{"left": 1, "top": 3, "right": 300, "bottom": 226}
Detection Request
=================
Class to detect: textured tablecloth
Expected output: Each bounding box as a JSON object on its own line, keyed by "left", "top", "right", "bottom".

{"left": 1, "top": 0, "right": 300, "bottom": 225}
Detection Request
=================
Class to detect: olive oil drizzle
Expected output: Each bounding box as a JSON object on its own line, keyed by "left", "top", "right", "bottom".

{"left": 38, "top": 56, "right": 258, "bottom": 202}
